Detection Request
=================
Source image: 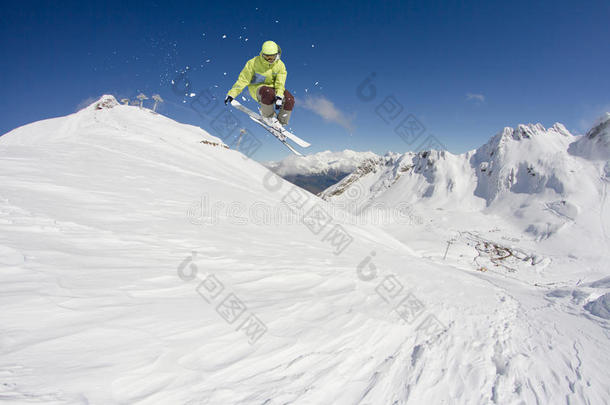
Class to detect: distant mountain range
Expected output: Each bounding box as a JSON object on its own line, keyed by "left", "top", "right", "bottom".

{"left": 263, "top": 150, "right": 378, "bottom": 194}
{"left": 320, "top": 117, "right": 610, "bottom": 242}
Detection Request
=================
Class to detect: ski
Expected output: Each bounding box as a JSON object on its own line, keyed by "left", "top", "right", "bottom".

{"left": 246, "top": 115, "right": 303, "bottom": 155}
{"left": 230, "top": 100, "right": 311, "bottom": 149}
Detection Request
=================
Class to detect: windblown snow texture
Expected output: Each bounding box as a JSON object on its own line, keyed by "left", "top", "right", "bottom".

{"left": 0, "top": 97, "right": 608, "bottom": 404}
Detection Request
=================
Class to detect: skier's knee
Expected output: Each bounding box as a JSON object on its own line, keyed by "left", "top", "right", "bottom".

{"left": 283, "top": 90, "right": 295, "bottom": 111}
{"left": 259, "top": 86, "right": 276, "bottom": 105}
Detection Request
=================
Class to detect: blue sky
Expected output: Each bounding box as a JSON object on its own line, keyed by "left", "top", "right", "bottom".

{"left": 1, "top": 0, "right": 609, "bottom": 161}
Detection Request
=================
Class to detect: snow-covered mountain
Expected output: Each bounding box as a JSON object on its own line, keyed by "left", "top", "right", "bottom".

{"left": 1, "top": 98, "right": 609, "bottom": 404}
{"left": 322, "top": 119, "right": 610, "bottom": 242}
{"left": 263, "top": 149, "right": 378, "bottom": 194}
{"left": 569, "top": 112, "right": 610, "bottom": 161}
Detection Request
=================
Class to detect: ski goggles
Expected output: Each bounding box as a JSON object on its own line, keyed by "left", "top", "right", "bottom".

{"left": 262, "top": 53, "right": 278, "bottom": 62}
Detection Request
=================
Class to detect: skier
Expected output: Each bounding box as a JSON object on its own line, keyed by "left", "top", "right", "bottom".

{"left": 224, "top": 40, "right": 295, "bottom": 127}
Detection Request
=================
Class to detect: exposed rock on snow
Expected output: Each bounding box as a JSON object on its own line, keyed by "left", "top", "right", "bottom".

{"left": 92, "top": 94, "right": 119, "bottom": 110}
{"left": 584, "top": 293, "right": 610, "bottom": 319}
{"left": 569, "top": 112, "right": 610, "bottom": 161}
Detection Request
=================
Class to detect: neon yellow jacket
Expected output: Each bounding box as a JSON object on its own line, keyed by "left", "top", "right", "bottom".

{"left": 227, "top": 47, "right": 287, "bottom": 100}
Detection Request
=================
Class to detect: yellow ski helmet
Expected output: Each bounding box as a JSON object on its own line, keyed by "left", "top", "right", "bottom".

{"left": 261, "top": 40, "right": 279, "bottom": 55}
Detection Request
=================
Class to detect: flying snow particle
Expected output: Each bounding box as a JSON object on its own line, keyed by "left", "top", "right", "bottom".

{"left": 314, "top": 81, "right": 319, "bottom": 86}
{"left": 189, "top": 93, "right": 196, "bottom": 97}
{"left": 311, "top": 44, "right": 315, "bottom": 48}
{"left": 223, "top": 72, "right": 227, "bottom": 76}
{"left": 222, "top": 34, "right": 227, "bottom": 39}
{"left": 275, "top": 20, "right": 279, "bottom": 23}
{"left": 206, "top": 59, "right": 211, "bottom": 63}
{"left": 245, "top": 38, "right": 249, "bottom": 42}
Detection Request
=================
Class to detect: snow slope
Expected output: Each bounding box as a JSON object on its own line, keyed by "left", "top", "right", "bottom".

{"left": 1, "top": 98, "right": 609, "bottom": 404}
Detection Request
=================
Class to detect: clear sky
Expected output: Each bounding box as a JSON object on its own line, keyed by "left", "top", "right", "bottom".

{"left": 2, "top": 0, "right": 609, "bottom": 161}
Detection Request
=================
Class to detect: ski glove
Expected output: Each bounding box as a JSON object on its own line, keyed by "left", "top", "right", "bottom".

{"left": 275, "top": 96, "right": 283, "bottom": 110}
{"left": 224, "top": 95, "right": 233, "bottom": 106}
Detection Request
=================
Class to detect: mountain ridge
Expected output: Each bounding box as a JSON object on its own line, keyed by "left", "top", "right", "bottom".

{"left": 320, "top": 116, "right": 610, "bottom": 243}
